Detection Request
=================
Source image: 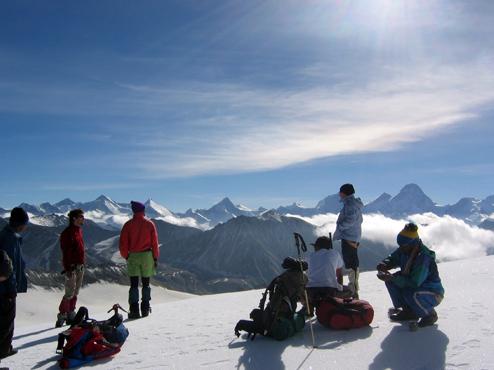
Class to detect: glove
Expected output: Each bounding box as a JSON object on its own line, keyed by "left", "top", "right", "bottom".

{"left": 376, "top": 263, "right": 388, "bottom": 272}
{"left": 154, "top": 259, "right": 158, "bottom": 269}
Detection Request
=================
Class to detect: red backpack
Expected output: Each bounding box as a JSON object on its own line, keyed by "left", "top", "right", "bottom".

{"left": 316, "top": 297, "right": 374, "bottom": 330}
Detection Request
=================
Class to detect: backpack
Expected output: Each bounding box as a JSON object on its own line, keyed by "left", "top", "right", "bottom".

{"left": 235, "top": 259, "right": 307, "bottom": 341}
{"left": 56, "top": 306, "right": 129, "bottom": 369}
{"left": 315, "top": 297, "right": 374, "bottom": 330}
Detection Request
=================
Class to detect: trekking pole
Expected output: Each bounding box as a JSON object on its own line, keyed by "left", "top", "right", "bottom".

{"left": 293, "top": 233, "right": 317, "bottom": 349}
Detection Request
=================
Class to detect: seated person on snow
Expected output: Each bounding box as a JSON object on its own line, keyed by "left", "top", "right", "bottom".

{"left": 377, "top": 223, "right": 444, "bottom": 327}
{"left": 306, "top": 236, "right": 348, "bottom": 311}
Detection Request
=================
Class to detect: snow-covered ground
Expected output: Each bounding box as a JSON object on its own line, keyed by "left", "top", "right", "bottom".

{"left": 3, "top": 256, "right": 494, "bottom": 369}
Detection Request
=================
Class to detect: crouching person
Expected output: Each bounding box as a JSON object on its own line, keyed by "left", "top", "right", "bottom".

{"left": 377, "top": 223, "right": 444, "bottom": 327}
{"left": 119, "top": 201, "right": 159, "bottom": 319}
{"left": 235, "top": 257, "right": 307, "bottom": 341}
{"left": 306, "top": 236, "right": 348, "bottom": 313}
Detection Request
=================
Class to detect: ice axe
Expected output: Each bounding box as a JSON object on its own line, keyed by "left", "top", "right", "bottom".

{"left": 293, "top": 232, "right": 317, "bottom": 348}
{"left": 108, "top": 303, "right": 128, "bottom": 314}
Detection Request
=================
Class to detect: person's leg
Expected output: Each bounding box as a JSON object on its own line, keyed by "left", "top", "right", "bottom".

{"left": 402, "top": 290, "right": 442, "bottom": 318}
{"left": 57, "top": 271, "right": 77, "bottom": 326}
{"left": 141, "top": 277, "right": 151, "bottom": 317}
{"left": 0, "top": 297, "right": 16, "bottom": 358}
{"left": 127, "top": 253, "right": 142, "bottom": 318}
{"left": 128, "top": 276, "right": 140, "bottom": 318}
{"left": 69, "top": 266, "right": 85, "bottom": 318}
{"left": 140, "top": 251, "right": 155, "bottom": 317}
{"left": 385, "top": 281, "right": 408, "bottom": 310}
{"left": 341, "top": 240, "right": 359, "bottom": 298}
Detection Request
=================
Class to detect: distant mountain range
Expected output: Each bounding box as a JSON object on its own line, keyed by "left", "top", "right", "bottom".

{"left": 2, "top": 183, "right": 494, "bottom": 294}
{"left": 0, "top": 210, "right": 392, "bottom": 294}
{"left": 2, "top": 184, "right": 493, "bottom": 230}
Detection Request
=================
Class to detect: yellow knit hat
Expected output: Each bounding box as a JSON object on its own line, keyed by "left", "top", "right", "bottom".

{"left": 397, "top": 223, "right": 419, "bottom": 245}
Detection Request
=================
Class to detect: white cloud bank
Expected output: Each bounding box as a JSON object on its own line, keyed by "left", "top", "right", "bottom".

{"left": 292, "top": 213, "right": 494, "bottom": 263}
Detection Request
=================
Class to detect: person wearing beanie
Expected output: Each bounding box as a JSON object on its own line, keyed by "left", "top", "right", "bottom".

{"left": 0, "top": 207, "right": 29, "bottom": 360}
{"left": 306, "top": 236, "right": 347, "bottom": 311}
{"left": 377, "top": 223, "right": 445, "bottom": 327}
{"left": 333, "top": 183, "right": 364, "bottom": 299}
{"left": 56, "top": 209, "right": 86, "bottom": 328}
{"left": 119, "top": 201, "right": 159, "bottom": 319}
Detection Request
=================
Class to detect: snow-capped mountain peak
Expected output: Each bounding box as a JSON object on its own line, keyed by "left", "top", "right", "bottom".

{"left": 144, "top": 199, "right": 174, "bottom": 218}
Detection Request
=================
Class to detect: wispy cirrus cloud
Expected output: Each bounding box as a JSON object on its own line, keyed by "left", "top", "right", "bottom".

{"left": 118, "top": 58, "right": 494, "bottom": 178}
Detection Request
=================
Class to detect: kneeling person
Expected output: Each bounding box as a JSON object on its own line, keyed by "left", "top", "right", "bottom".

{"left": 377, "top": 223, "right": 444, "bottom": 327}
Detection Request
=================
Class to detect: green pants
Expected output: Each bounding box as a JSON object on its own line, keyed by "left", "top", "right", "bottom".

{"left": 127, "top": 251, "right": 156, "bottom": 278}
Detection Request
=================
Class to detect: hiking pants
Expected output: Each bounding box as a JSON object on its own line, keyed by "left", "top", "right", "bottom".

{"left": 0, "top": 296, "right": 15, "bottom": 356}
{"left": 59, "top": 265, "right": 84, "bottom": 314}
{"left": 129, "top": 276, "right": 151, "bottom": 307}
{"left": 385, "top": 280, "right": 443, "bottom": 317}
{"left": 341, "top": 240, "right": 360, "bottom": 298}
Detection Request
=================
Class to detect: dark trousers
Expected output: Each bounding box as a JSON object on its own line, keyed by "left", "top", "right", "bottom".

{"left": 341, "top": 239, "right": 359, "bottom": 270}
{"left": 129, "top": 276, "right": 151, "bottom": 306}
{"left": 307, "top": 287, "right": 338, "bottom": 305}
{"left": 0, "top": 297, "right": 16, "bottom": 356}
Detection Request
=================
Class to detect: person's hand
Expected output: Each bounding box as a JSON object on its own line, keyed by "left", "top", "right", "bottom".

{"left": 376, "top": 263, "right": 388, "bottom": 272}
{"left": 377, "top": 271, "right": 392, "bottom": 282}
{"left": 154, "top": 259, "right": 158, "bottom": 269}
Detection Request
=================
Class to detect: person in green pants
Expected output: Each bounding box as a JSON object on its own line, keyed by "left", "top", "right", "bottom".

{"left": 119, "top": 201, "right": 159, "bottom": 319}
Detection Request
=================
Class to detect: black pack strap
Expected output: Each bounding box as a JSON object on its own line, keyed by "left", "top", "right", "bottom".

{"left": 259, "top": 277, "right": 278, "bottom": 310}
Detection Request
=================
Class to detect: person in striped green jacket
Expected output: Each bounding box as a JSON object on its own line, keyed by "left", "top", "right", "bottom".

{"left": 377, "top": 223, "right": 444, "bottom": 327}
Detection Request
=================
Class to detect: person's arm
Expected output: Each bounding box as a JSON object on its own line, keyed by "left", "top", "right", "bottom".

{"left": 377, "top": 250, "right": 400, "bottom": 271}
{"left": 0, "top": 250, "right": 13, "bottom": 282}
{"left": 150, "top": 221, "right": 159, "bottom": 261}
{"left": 60, "top": 231, "right": 73, "bottom": 272}
{"left": 392, "top": 254, "right": 430, "bottom": 288}
{"left": 1, "top": 234, "right": 18, "bottom": 294}
{"left": 336, "top": 268, "right": 343, "bottom": 285}
{"left": 119, "top": 224, "right": 129, "bottom": 259}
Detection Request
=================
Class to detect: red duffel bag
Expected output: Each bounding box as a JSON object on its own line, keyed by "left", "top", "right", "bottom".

{"left": 315, "top": 297, "right": 374, "bottom": 330}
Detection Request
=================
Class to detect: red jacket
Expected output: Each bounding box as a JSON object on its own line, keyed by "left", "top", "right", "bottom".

{"left": 60, "top": 225, "right": 85, "bottom": 271}
{"left": 119, "top": 213, "right": 159, "bottom": 260}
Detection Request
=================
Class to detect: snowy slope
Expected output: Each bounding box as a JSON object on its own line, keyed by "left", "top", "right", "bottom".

{"left": 3, "top": 256, "right": 494, "bottom": 369}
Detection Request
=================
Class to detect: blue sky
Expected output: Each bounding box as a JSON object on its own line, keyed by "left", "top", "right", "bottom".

{"left": 1, "top": 0, "right": 493, "bottom": 211}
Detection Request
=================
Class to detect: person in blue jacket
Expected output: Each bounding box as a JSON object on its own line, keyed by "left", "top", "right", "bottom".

{"left": 0, "top": 207, "right": 29, "bottom": 360}
{"left": 333, "top": 183, "right": 364, "bottom": 299}
{"left": 377, "top": 223, "right": 444, "bottom": 327}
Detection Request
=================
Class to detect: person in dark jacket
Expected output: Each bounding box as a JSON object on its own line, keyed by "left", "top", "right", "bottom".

{"left": 56, "top": 209, "right": 86, "bottom": 328}
{"left": 377, "top": 223, "right": 444, "bottom": 327}
{"left": 333, "top": 183, "right": 364, "bottom": 299}
{"left": 0, "top": 207, "right": 29, "bottom": 360}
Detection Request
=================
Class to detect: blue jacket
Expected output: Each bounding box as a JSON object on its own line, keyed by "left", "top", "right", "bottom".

{"left": 333, "top": 195, "right": 363, "bottom": 242}
{"left": 0, "top": 225, "right": 28, "bottom": 296}
{"left": 381, "top": 242, "right": 444, "bottom": 296}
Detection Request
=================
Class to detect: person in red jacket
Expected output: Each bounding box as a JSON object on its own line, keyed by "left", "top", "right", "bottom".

{"left": 119, "top": 201, "right": 159, "bottom": 319}
{"left": 56, "top": 209, "right": 86, "bottom": 327}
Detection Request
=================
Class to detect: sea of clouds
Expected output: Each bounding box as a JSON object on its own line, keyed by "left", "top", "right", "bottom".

{"left": 291, "top": 213, "right": 494, "bottom": 263}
